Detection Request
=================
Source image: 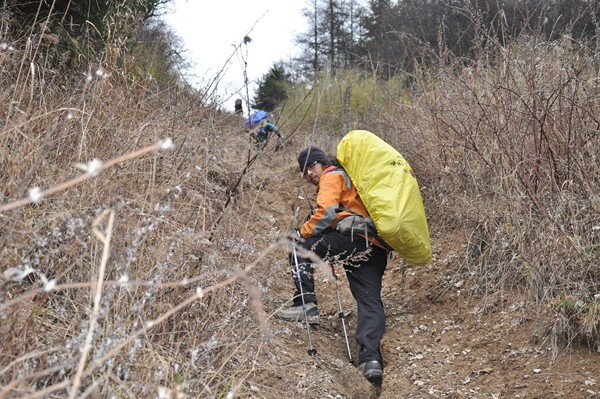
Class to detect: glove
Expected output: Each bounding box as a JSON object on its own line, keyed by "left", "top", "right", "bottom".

{"left": 290, "top": 228, "right": 302, "bottom": 241}
{"left": 305, "top": 209, "right": 315, "bottom": 221}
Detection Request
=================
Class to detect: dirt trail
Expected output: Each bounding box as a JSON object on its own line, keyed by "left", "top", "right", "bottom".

{"left": 237, "top": 143, "right": 599, "bottom": 399}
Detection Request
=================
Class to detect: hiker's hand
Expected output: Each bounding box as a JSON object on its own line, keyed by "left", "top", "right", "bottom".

{"left": 291, "top": 228, "right": 302, "bottom": 241}
{"left": 305, "top": 209, "right": 315, "bottom": 221}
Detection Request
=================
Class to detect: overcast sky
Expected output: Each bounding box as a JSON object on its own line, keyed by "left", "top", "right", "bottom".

{"left": 161, "top": 0, "right": 307, "bottom": 112}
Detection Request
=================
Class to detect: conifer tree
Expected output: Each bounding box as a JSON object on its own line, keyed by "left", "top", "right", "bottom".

{"left": 253, "top": 64, "right": 290, "bottom": 112}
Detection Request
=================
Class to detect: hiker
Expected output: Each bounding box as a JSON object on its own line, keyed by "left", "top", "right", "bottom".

{"left": 253, "top": 120, "right": 284, "bottom": 151}
{"left": 275, "top": 146, "right": 388, "bottom": 386}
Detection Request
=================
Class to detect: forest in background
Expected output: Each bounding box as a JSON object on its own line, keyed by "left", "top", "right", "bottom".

{"left": 6, "top": 0, "right": 600, "bottom": 108}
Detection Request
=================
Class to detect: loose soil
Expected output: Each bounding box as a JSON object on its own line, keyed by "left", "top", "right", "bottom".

{"left": 235, "top": 139, "right": 600, "bottom": 399}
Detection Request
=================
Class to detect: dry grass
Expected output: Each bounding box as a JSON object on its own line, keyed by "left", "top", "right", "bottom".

{"left": 0, "top": 27, "right": 286, "bottom": 397}
{"left": 1, "top": 17, "right": 600, "bottom": 399}
{"left": 286, "top": 30, "right": 600, "bottom": 353}
{"left": 397, "top": 34, "right": 600, "bottom": 349}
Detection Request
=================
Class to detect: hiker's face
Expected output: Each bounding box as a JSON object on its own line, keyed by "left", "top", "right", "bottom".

{"left": 304, "top": 162, "right": 324, "bottom": 186}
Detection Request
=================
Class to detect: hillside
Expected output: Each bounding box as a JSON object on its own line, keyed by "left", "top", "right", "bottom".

{"left": 239, "top": 141, "right": 600, "bottom": 399}
{"left": 1, "top": 121, "right": 598, "bottom": 399}
{"left": 1, "top": 32, "right": 599, "bottom": 398}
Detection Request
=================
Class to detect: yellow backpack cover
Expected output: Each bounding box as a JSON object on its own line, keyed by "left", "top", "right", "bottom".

{"left": 337, "top": 130, "right": 432, "bottom": 265}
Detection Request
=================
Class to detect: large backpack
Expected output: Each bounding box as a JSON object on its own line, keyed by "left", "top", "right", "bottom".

{"left": 336, "top": 130, "right": 432, "bottom": 265}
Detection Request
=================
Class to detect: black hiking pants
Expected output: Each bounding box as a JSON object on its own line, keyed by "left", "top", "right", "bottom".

{"left": 289, "top": 231, "right": 388, "bottom": 364}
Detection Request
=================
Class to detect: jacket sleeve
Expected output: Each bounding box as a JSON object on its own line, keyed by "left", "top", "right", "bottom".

{"left": 300, "top": 173, "right": 344, "bottom": 238}
{"left": 267, "top": 123, "right": 280, "bottom": 135}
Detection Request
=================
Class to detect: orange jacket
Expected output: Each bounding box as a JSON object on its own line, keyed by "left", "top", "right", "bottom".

{"left": 300, "top": 166, "right": 385, "bottom": 248}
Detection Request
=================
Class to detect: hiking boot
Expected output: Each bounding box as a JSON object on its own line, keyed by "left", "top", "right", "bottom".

{"left": 359, "top": 360, "right": 383, "bottom": 386}
{"left": 274, "top": 302, "right": 319, "bottom": 324}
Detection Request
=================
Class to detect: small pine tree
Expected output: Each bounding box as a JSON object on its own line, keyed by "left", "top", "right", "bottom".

{"left": 253, "top": 64, "right": 290, "bottom": 111}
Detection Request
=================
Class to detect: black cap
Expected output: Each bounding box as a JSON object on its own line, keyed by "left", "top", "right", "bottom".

{"left": 298, "top": 146, "right": 329, "bottom": 173}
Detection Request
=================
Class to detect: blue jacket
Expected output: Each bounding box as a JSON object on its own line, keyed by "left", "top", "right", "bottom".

{"left": 257, "top": 122, "right": 280, "bottom": 140}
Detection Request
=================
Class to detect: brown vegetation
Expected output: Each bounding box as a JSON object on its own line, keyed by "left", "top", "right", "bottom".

{"left": 1, "top": 21, "right": 599, "bottom": 399}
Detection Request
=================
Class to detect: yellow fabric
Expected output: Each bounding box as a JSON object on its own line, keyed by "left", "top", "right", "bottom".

{"left": 337, "top": 130, "right": 432, "bottom": 265}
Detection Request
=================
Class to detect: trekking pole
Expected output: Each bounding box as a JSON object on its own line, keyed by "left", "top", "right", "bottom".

{"left": 330, "top": 264, "right": 353, "bottom": 363}
{"left": 301, "top": 187, "right": 315, "bottom": 214}
{"left": 291, "top": 243, "right": 317, "bottom": 356}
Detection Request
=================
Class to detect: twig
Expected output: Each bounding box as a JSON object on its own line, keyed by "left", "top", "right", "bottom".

{"left": 68, "top": 210, "right": 115, "bottom": 399}
{"left": 0, "top": 138, "right": 173, "bottom": 213}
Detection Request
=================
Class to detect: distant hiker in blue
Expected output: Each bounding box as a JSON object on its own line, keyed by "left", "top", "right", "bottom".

{"left": 253, "top": 120, "right": 284, "bottom": 151}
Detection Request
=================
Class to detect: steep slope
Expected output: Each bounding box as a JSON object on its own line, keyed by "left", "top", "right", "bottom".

{"left": 237, "top": 142, "right": 600, "bottom": 399}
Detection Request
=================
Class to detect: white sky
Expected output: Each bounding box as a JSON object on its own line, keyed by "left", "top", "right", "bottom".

{"left": 161, "top": 0, "right": 307, "bottom": 112}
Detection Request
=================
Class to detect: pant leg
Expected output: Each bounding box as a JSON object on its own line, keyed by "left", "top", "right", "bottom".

{"left": 289, "top": 243, "right": 317, "bottom": 306}
{"left": 289, "top": 231, "right": 388, "bottom": 364}
{"left": 289, "top": 231, "right": 361, "bottom": 306}
{"left": 344, "top": 245, "right": 388, "bottom": 364}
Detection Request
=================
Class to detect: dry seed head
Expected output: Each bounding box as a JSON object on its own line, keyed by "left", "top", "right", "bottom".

{"left": 75, "top": 158, "right": 103, "bottom": 177}
{"left": 158, "top": 138, "right": 173, "bottom": 150}
{"left": 87, "top": 159, "right": 103, "bottom": 176}
{"left": 157, "top": 387, "right": 169, "bottom": 399}
{"left": 3, "top": 266, "right": 35, "bottom": 282}
{"left": 44, "top": 279, "right": 56, "bottom": 292}
{"left": 28, "top": 187, "right": 43, "bottom": 203}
